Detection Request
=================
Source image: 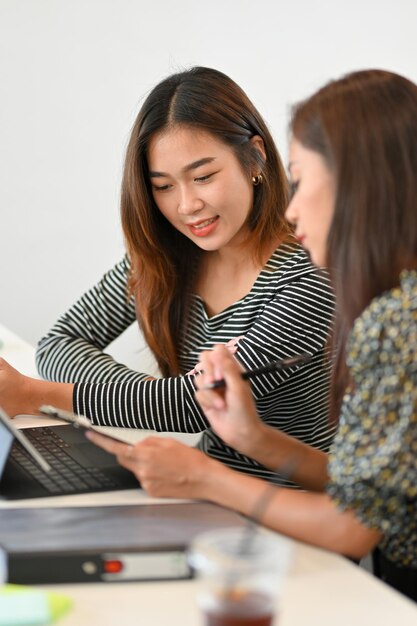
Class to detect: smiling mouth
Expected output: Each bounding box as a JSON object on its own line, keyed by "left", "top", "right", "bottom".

{"left": 189, "top": 216, "right": 218, "bottom": 230}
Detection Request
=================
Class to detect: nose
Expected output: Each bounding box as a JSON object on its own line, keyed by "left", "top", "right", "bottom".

{"left": 178, "top": 185, "right": 204, "bottom": 215}
{"left": 285, "top": 197, "right": 297, "bottom": 226}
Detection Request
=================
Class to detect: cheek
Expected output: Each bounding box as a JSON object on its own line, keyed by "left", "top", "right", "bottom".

{"left": 233, "top": 188, "right": 254, "bottom": 224}
{"left": 153, "top": 194, "right": 175, "bottom": 222}
{"left": 321, "top": 214, "right": 332, "bottom": 241}
{"left": 285, "top": 199, "right": 296, "bottom": 224}
{"left": 319, "top": 197, "right": 335, "bottom": 240}
{"left": 222, "top": 172, "right": 253, "bottom": 209}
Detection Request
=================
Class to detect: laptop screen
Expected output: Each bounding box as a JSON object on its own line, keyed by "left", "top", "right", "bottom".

{"left": 0, "top": 416, "right": 13, "bottom": 476}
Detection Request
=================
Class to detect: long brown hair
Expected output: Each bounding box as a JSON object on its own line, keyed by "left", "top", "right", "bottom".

{"left": 121, "top": 67, "right": 290, "bottom": 376}
{"left": 290, "top": 69, "right": 417, "bottom": 417}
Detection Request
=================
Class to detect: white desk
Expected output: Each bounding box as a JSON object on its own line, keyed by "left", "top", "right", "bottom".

{"left": 0, "top": 323, "right": 38, "bottom": 378}
{"left": 1, "top": 323, "right": 417, "bottom": 625}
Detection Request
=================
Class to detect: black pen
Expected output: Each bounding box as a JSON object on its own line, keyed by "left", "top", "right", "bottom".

{"left": 200, "top": 353, "right": 311, "bottom": 390}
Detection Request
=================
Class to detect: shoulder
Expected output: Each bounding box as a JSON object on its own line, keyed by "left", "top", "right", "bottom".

{"left": 115, "top": 254, "right": 131, "bottom": 274}
{"left": 262, "top": 239, "right": 333, "bottom": 299}
{"left": 101, "top": 255, "right": 131, "bottom": 283}
{"left": 265, "top": 239, "right": 313, "bottom": 271}
{"left": 266, "top": 239, "right": 329, "bottom": 278}
{"left": 87, "top": 256, "right": 133, "bottom": 304}
{"left": 348, "top": 270, "right": 417, "bottom": 373}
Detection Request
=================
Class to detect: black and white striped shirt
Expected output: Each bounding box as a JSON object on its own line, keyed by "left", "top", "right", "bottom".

{"left": 36, "top": 241, "right": 335, "bottom": 485}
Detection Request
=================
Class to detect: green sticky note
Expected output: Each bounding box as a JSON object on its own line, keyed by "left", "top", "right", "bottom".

{"left": 47, "top": 588, "right": 73, "bottom": 621}
{"left": 0, "top": 584, "right": 72, "bottom": 625}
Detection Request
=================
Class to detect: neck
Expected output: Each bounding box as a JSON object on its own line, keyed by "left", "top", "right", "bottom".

{"left": 194, "top": 236, "right": 282, "bottom": 317}
{"left": 210, "top": 236, "right": 281, "bottom": 270}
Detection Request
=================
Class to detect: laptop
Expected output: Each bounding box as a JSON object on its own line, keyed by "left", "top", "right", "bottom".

{"left": 0, "top": 407, "right": 139, "bottom": 500}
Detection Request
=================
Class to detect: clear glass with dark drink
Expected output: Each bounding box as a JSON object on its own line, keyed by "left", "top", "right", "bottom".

{"left": 189, "top": 527, "right": 292, "bottom": 626}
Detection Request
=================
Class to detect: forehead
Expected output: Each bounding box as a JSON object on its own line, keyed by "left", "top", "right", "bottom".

{"left": 288, "top": 138, "right": 332, "bottom": 176}
{"left": 147, "top": 126, "right": 233, "bottom": 168}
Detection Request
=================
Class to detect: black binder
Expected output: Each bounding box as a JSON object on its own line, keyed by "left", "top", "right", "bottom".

{"left": 0, "top": 502, "right": 247, "bottom": 584}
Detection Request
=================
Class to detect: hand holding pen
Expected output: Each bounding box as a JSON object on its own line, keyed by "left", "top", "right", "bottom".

{"left": 200, "top": 352, "right": 311, "bottom": 390}
{"left": 194, "top": 345, "right": 310, "bottom": 456}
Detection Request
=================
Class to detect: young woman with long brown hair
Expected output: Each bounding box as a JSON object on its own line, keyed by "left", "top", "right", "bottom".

{"left": 88, "top": 69, "right": 417, "bottom": 600}
{"left": 0, "top": 67, "right": 334, "bottom": 483}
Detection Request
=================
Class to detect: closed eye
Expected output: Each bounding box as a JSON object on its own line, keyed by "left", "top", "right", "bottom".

{"left": 152, "top": 183, "right": 173, "bottom": 192}
{"left": 289, "top": 180, "right": 299, "bottom": 198}
{"left": 194, "top": 172, "right": 218, "bottom": 183}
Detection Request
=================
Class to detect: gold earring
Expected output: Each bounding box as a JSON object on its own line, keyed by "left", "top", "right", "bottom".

{"left": 252, "top": 174, "right": 263, "bottom": 186}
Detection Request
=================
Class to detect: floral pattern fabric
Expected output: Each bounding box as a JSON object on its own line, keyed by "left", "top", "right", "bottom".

{"left": 327, "top": 270, "right": 417, "bottom": 567}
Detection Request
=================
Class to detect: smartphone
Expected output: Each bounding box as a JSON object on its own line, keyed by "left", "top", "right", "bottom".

{"left": 39, "top": 405, "right": 133, "bottom": 446}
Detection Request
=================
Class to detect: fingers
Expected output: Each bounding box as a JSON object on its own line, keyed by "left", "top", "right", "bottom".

{"left": 86, "top": 430, "right": 206, "bottom": 499}
{"left": 85, "top": 430, "right": 137, "bottom": 469}
{"left": 195, "top": 345, "right": 227, "bottom": 386}
{"left": 196, "top": 345, "right": 246, "bottom": 392}
{"left": 85, "top": 431, "right": 179, "bottom": 472}
{"left": 225, "top": 336, "right": 243, "bottom": 351}
{"left": 186, "top": 361, "right": 204, "bottom": 376}
{"left": 195, "top": 346, "right": 250, "bottom": 414}
{"left": 187, "top": 339, "right": 241, "bottom": 377}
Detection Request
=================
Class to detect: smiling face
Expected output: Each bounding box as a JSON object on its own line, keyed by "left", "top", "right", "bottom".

{"left": 147, "top": 126, "right": 258, "bottom": 253}
{"left": 285, "top": 139, "right": 336, "bottom": 267}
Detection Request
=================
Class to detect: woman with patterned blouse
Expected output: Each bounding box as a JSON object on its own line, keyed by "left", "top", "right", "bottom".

{"left": 87, "top": 69, "right": 417, "bottom": 600}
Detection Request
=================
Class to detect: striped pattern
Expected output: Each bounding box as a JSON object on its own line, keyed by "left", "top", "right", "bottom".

{"left": 36, "top": 241, "right": 336, "bottom": 486}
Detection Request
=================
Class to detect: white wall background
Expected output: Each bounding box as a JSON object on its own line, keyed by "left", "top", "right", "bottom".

{"left": 1, "top": 0, "right": 416, "bottom": 367}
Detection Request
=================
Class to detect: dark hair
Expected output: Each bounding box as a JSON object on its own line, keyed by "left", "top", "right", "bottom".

{"left": 290, "top": 69, "right": 417, "bottom": 416}
{"left": 121, "top": 66, "right": 290, "bottom": 376}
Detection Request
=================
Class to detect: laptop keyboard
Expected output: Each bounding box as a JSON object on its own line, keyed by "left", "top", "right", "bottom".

{"left": 10, "top": 427, "right": 120, "bottom": 495}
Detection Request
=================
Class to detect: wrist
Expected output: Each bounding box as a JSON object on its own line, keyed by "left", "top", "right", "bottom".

{"left": 201, "top": 462, "right": 265, "bottom": 518}
{"left": 237, "top": 421, "right": 271, "bottom": 459}
{"left": 194, "top": 454, "right": 229, "bottom": 502}
{"left": 23, "top": 377, "right": 73, "bottom": 414}
{"left": 20, "top": 375, "right": 44, "bottom": 414}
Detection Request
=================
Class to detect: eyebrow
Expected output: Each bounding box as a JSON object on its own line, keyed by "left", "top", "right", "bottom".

{"left": 149, "top": 157, "right": 216, "bottom": 178}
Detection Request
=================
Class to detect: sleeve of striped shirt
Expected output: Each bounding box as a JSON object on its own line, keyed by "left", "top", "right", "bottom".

{"left": 36, "top": 251, "right": 334, "bottom": 435}
{"left": 35, "top": 257, "right": 145, "bottom": 385}
{"left": 73, "top": 258, "right": 333, "bottom": 433}
{"left": 235, "top": 266, "right": 334, "bottom": 399}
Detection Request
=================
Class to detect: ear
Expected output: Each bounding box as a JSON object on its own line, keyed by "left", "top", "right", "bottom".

{"left": 250, "top": 135, "right": 267, "bottom": 168}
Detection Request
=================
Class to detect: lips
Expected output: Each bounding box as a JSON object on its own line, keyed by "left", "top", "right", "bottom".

{"left": 190, "top": 217, "right": 217, "bottom": 229}
{"left": 187, "top": 216, "right": 219, "bottom": 237}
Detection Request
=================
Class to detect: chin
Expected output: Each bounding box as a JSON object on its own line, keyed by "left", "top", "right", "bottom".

{"left": 192, "top": 239, "right": 222, "bottom": 252}
{"left": 308, "top": 249, "right": 324, "bottom": 268}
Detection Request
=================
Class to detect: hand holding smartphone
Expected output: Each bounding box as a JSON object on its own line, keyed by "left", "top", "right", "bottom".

{"left": 39, "top": 405, "right": 133, "bottom": 447}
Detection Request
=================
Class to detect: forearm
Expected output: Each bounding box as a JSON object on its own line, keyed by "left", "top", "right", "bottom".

{"left": 201, "top": 464, "right": 381, "bottom": 558}
{"left": 242, "top": 423, "right": 329, "bottom": 491}
{"left": 36, "top": 257, "right": 137, "bottom": 383}
{"left": 74, "top": 374, "right": 209, "bottom": 432}
{"left": 22, "top": 377, "right": 74, "bottom": 415}
{"left": 36, "top": 336, "right": 144, "bottom": 384}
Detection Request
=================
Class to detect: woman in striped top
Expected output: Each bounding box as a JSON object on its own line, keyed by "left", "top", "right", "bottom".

{"left": 0, "top": 67, "right": 335, "bottom": 483}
